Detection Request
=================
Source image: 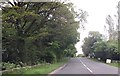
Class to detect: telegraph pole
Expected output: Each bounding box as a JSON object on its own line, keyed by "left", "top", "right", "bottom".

{"left": 118, "top": 1, "right": 120, "bottom": 32}
{"left": 118, "top": 2, "right": 120, "bottom": 41}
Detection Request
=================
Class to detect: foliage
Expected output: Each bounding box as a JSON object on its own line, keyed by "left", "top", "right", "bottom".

{"left": 2, "top": 62, "right": 16, "bottom": 70}
{"left": 2, "top": 58, "right": 69, "bottom": 74}
{"left": 93, "top": 41, "right": 109, "bottom": 61}
{"left": 2, "top": 0, "right": 88, "bottom": 66}
{"left": 82, "top": 31, "right": 119, "bottom": 62}
{"left": 82, "top": 31, "right": 102, "bottom": 56}
{"left": 105, "top": 15, "right": 118, "bottom": 41}
{"left": 43, "top": 51, "right": 57, "bottom": 63}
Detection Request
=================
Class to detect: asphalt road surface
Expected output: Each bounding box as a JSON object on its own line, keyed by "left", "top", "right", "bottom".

{"left": 49, "top": 57, "right": 119, "bottom": 76}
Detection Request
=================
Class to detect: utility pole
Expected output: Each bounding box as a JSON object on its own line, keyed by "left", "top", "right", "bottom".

{"left": 118, "top": 1, "right": 120, "bottom": 32}
{"left": 118, "top": 1, "right": 120, "bottom": 59}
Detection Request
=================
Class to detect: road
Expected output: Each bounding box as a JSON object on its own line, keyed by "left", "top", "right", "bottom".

{"left": 49, "top": 57, "right": 119, "bottom": 76}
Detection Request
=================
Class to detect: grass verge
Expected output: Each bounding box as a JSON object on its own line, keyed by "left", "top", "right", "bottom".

{"left": 2, "top": 58, "right": 69, "bottom": 76}
{"left": 89, "top": 58, "right": 120, "bottom": 68}
{"left": 108, "top": 63, "right": 120, "bottom": 68}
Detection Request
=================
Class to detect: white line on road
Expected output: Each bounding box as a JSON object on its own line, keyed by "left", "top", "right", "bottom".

{"left": 80, "top": 60, "right": 93, "bottom": 73}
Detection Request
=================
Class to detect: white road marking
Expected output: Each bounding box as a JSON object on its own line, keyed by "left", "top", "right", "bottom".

{"left": 86, "top": 67, "right": 93, "bottom": 73}
{"left": 80, "top": 60, "right": 93, "bottom": 73}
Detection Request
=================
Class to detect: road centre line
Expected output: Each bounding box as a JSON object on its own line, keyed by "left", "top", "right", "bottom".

{"left": 80, "top": 59, "right": 93, "bottom": 73}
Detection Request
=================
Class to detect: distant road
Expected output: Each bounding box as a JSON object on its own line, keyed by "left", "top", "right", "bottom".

{"left": 49, "top": 57, "right": 119, "bottom": 76}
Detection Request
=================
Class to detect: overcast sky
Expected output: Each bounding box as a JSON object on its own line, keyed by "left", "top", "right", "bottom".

{"left": 68, "top": 0, "right": 119, "bottom": 54}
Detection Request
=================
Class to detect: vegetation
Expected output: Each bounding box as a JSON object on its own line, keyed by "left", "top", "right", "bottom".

{"left": 108, "top": 62, "right": 120, "bottom": 68}
{"left": 82, "top": 31, "right": 102, "bottom": 57}
{"left": 2, "top": 58, "right": 68, "bottom": 75}
{"left": 1, "top": 0, "right": 88, "bottom": 73}
{"left": 82, "top": 7, "right": 119, "bottom": 62}
{"left": 82, "top": 31, "right": 119, "bottom": 62}
{"left": 90, "top": 58, "right": 120, "bottom": 68}
{"left": 81, "top": 3, "right": 119, "bottom": 66}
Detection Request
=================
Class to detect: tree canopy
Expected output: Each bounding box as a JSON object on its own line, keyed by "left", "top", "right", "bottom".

{"left": 2, "top": 0, "right": 88, "bottom": 65}
{"left": 82, "top": 31, "right": 119, "bottom": 62}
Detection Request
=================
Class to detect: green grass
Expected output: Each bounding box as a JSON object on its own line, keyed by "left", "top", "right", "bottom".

{"left": 2, "top": 58, "right": 68, "bottom": 75}
{"left": 89, "top": 58, "right": 120, "bottom": 68}
{"left": 24, "top": 61, "right": 67, "bottom": 74}
{"left": 108, "top": 62, "right": 120, "bottom": 68}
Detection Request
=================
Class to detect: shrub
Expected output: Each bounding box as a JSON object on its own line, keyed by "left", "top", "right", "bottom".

{"left": 44, "top": 51, "right": 57, "bottom": 63}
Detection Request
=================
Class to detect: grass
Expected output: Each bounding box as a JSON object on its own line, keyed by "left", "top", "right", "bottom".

{"left": 24, "top": 61, "right": 67, "bottom": 74}
{"left": 89, "top": 58, "right": 120, "bottom": 68}
{"left": 108, "top": 62, "right": 120, "bottom": 68}
{"left": 2, "top": 58, "right": 69, "bottom": 76}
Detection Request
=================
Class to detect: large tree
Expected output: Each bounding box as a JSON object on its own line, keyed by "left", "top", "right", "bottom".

{"left": 2, "top": 0, "right": 88, "bottom": 64}
{"left": 82, "top": 31, "right": 102, "bottom": 56}
{"left": 105, "top": 15, "right": 118, "bottom": 41}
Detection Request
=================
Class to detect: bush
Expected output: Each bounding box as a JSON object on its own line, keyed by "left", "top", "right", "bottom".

{"left": 93, "top": 41, "right": 119, "bottom": 62}
{"left": 44, "top": 51, "right": 57, "bottom": 63}
{"left": 2, "top": 62, "right": 16, "bottom": 70}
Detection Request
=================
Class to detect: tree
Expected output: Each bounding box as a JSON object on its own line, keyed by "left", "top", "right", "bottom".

{"left": 2, "top": 0, "right": 88, "bottom": 65}
{"left": 105, "top": 15, "right": 118, "bottom": 41}
{"left": 93, "top": 41, "right": 108, "bottom": 61}
{"left": 82, "top": 31, "right": 102, "bottom": 56}
{"left": 93, "top": 40, "right": 119, "bottom": 62}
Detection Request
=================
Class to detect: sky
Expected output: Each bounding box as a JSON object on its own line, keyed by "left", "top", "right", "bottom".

{"left": 68, "top": 0, "right": 119, "bottom": 55}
